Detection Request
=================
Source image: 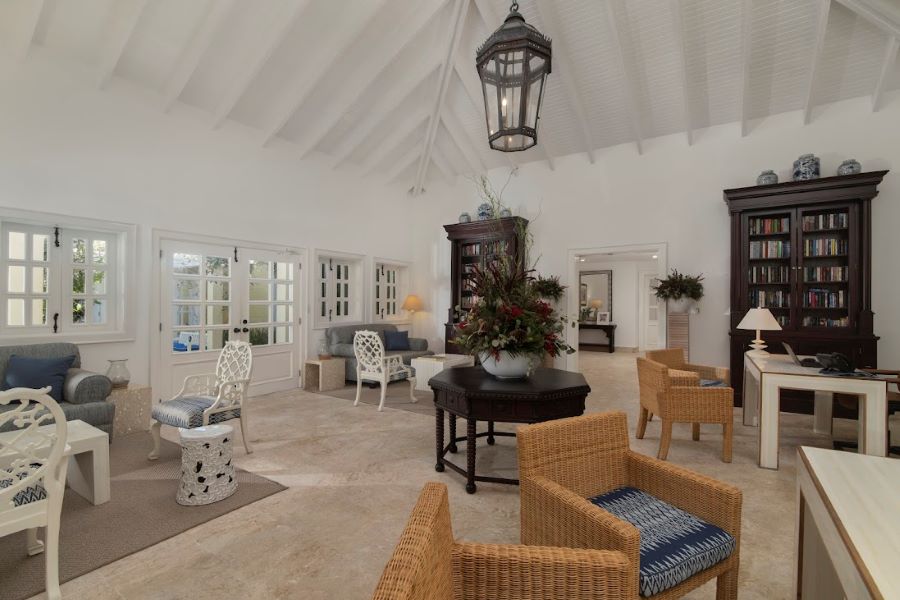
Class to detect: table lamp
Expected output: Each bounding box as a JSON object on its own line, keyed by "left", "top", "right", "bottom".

{"left": 737, "top": 308, "right": 782, "bottom": 356}
{"left": 589, "top": 299, "right": 604, "bottom": 323}
{"left": 401, "top": 294, "right": 423, "bottom": 313}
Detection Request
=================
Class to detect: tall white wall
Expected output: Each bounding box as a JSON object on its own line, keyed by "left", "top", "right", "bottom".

{"left": 414, "top": 94, "right": 900, "bottom": 368}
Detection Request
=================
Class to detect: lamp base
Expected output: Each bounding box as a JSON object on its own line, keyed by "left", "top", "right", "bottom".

{"left": 747, "top": 338, "right": 769, "bottom": 357}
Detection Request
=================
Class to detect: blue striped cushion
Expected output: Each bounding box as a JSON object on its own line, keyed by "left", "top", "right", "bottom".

{"left": 1, "top": 466, "right": 47, "bottom": 506}
{"left": 589, "top": 487, "right": 735, "bottom": 597}
{"left": 151, "top": 396, "right": 240, "bottom": 429}
{"left": 700, "top": 379, "right": 728, "bottom": 388}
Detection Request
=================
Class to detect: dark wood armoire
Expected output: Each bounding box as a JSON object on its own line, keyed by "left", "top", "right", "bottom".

{"left": 723, "top": 170, "right": 888, "bottom": 411}
{"left": 443, "top": 217, "right": 527, "bottom": 353}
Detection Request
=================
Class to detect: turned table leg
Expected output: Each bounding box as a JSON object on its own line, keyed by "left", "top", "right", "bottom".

{"left": 487, "top": 421, "right": 495, "bottom": 445}
{"left": 435, "top": 409, "right": 445, "bottom": 472}
{"left": 448, "top": 415, "right": 458, "bottom": 453}
{"left": 466, "top": 419, "right": 477, "bottom": 494}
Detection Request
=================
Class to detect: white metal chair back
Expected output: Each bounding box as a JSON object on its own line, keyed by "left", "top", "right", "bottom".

{"left": 0, "top": 387, "right": 67, "bottom": 513}
{"left": 354, "top": 331, "right": 386, "bottom": 375}
{"left": 215, "top": 341, "right": 253, "bottom": 405}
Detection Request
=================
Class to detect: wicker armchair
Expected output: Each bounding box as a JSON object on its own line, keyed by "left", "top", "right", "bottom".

{"left": 518, "top": 412, "right": 742, "bottom": 600}
{"left": 372, "top": 482, "right": 634, "bottom": 600}
{"left": 637, "top": 357, "right": 734, "bottom": 463}
{"left": 645, "top": 348, "right": 730, "bottom": 387}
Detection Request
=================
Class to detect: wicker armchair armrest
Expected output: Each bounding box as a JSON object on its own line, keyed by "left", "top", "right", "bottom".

{"left": 666, "top": 386, "right": 734, "bottom": 423}
{"left": 521, "top": 475, "right": 640, "bottom": 566}
{"left": 626, "top": 451, "right": 742, "bottom": 537}
{"left": 452, "top": 542, "right": 634, "bottom": 600}
{"left": 668, "top": 369, "right": 700, "bottom": 387}
{"left": 685, "top": 363, "right": 731, "bottom": 385}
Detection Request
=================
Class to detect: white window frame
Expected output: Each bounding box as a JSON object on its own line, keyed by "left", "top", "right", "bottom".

{"left": 313, "top": 249, "right": 364, "bottom": 329}
{"left": 0, "top": 208, "right": 135, "bottom": 344}
{"left": 371, "top": 258, "right": 410, "bottom": 324}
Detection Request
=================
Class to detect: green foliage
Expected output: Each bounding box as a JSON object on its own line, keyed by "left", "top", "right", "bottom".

{"left": 533, "top": 275, "right": 566, "bottom": 301}
{"left": 652, "top": 269, "right": 705, "bottom": 301}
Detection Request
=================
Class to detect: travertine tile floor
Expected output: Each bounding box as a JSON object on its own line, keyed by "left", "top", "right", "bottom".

{"left": 32, "top": 351, "right": 890, "bottom": 599}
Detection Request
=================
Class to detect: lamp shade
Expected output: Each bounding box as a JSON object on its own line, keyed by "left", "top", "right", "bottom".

{"left": 737, "top": 308, "right": 782, "bottom": 331}
{"left": 589, "top": 299, "right": 604, "bottom": 309}
{"left": 401, "top": 294, "right": 423, "bottom": 312}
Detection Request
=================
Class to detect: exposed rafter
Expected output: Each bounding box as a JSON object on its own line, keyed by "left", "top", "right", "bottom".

{"left": 803, "top": 0, "right": 832, "bottom": 125}
{"left": 97, "top": 0, "right": 149, "bottom": 89}
{"left": 872, "top": 35, "right": 899, "bottom": 111}
{"left": 162, "top": 0, "right": 236, "bottom": 112}
{"left": 738, "top": 0, "right": 753, "bottom": 137}
{"left": 441, "top": 107, "right": 487, "bottom": 175}
{"left": 213, "top": 0, "right": 310, "bottom": 128}
{"left": 532, "top": 1, "right": 596, "bottom": 163}
{"left": 13, "top": 0, "right": 45, "bottom": 61}
{"left": 384, "top": 146, "right": 421, "bottom": 185}
{"left": 836, "top": 0, "right": 900, "bottom": 38}
{"left": 331, "top": 58, "right": 441, "bottom": 168}
{"left": 671, "top": 0, "right": 694, "bottom": 145}
{"left": 412, "top": 0, "right": 470, "bottom": 195}
{"left": 361, "top": 110, "right": 430, "bottom": 177}
{"left": 261, "top": 0, "right": 388, "bottom": 146}
{"left": 293, "top": 0, "right": 449, "bottom": 159}
{"left": 604, "top": 0, "right": 643, "bottom": 154}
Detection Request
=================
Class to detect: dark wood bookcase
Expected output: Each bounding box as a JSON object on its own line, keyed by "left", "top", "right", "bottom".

{"left": 443, "top": 217, "right": 527, "bottom": 353}
{"left": 723, "top": 170, "right": 888, "bottom": 410}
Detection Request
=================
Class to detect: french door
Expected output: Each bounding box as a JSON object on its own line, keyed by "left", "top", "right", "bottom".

{"left": 159, "top": 241, "right": 302, "bottom": 401}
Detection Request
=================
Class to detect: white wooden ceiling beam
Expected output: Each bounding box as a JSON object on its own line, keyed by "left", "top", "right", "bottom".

{"left": 872, "top": 35, "right": 899, "bottom": 111}
{"left": 331, "top": 58, "right": 440, "bottom": 168}
{"left": 294, "top": 0, "right": 449, "bottom": 158}
{"left": 430, "top": 145, "right": 457, "bottom": 183}
{"left": 262, "top": 0, "right": 388, "bottom": 146}
{"left": 738, "top": 0, "right": 753, "bottom": 137}
{"left": 361, "top": 110, "right": 430, "bottom": 176}
{"left": 604, "top": 0, "right": 643, "bottom": 154}
{"left": 384, "top": 146, "right": 422, "bottom": 185}
{"left": 97, "top": 0, "right": 149, "bottom": 89}
{"left": 162, "top": 0, "right": 236, "bottom": 112}
{"left": 212, "top": 0, "right": 311, "bottom": 128}
{"left": 412, "top": 0, "right": 470, "bottom": 195}
{"left": 441, "top": 108, "right": 487, "bottom": 175}
{"left": 13, "top": 0, "right": 45, "bottom": 61}
{"left": 533, "top": 1, "right": 596, "bottom": 163}
{"left": 671, "top": 0, "right": 694, "bottom": 145}
{"left": 802, "top": 0, "right": 831, "bottom": 125}
{"left": 835, "top": 0, "right": 900, "bottom": 38}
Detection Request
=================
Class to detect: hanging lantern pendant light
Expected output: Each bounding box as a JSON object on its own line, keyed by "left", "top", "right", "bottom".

{"left": 476, "top": 1, "right": 552, "bottom": 152}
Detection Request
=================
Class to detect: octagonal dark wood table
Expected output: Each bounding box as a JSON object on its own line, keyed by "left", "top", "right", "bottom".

{"left": 429, "top": 366, "right": 590, "bottom": 494}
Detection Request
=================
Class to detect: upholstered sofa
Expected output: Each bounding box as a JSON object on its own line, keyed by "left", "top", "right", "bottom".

{"left": 326, "top": 323, "right": 433, "bottom": 382}
{"left": 0, "top": 342, "right": 114, "bottom": 436}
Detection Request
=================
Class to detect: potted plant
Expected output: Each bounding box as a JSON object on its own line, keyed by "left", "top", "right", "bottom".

{"left": 652, "top": 269, "right": 704, "bottom": 313}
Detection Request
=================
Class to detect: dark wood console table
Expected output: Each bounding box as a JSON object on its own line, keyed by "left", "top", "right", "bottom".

{"left": 429, "top": 366, "right": 590, "bottom": 494}
{"left": 579, "top": 322, "right": 617, "bottom": 353}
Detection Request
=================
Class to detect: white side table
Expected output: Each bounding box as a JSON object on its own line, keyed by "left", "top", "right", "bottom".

{"left": 304, "top": 358, "right": 347, "bottom": 392}
{"left": 176, "top": 425, "right": 237, "bottom": 506}
{"left": 411, "top": 354, "right": 475, "bottom": 392}
{"left": 107, "top": 384, "right": 152, "bottom": 437}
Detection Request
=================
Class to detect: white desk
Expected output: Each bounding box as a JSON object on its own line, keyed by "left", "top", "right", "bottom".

{"left": 742, "top": 353, "right": 887, "bottom": 469}
{"left": 795, "top": 447, "right": 900, "bottom": 599}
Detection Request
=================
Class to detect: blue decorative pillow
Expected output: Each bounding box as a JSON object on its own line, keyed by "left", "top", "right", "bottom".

{"left": 384, "top": 330, "right": 411, "bottom": 351}
{"left": 1, "top": 354, "right": 77, "bottom": 402}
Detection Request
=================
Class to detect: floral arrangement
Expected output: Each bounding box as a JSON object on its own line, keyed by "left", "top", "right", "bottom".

{"left": 533, "top": 275, "right": 565, "bottom": 302}
{"left": 652, "top": 269, "right": 705, "bottom": 301}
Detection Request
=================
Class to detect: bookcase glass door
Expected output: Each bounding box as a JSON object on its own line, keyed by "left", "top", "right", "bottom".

{"left": 797, "top": 204, "right": 853, "bottom": 331}
{"left": 746, "top": 210, "right": 793, "bottom": 329}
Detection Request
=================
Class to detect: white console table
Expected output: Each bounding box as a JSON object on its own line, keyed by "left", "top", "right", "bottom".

{"left": 411, "top": 354, "right": 474, "bottom": 392}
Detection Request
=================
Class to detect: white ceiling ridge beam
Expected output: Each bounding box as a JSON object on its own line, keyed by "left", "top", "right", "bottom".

{"left": 533, "top": 1, "right": 596, "bottom": 163}
{"left": 361, "top": 110, "right": 430, "bottom": 176}
{"left": 604, "top": 0, "right": 644, "bottom": 155}
{"left": 97, "top": 0, "right": 149, "bottom": 89}
{"left": 738, "top": 0, "right": 753, "bottom": 137}
{"left": 293, "top": 0, "right": 450, "bottom": 159}
{"left": 384, "top": 146, "right": 422, "bottom": 185}
{"left": 162, "top": 0, "right": 237, "bottom": 112}
{"left": 802, "top": 0, "right": 831, "bottom": 126}
{"left": 331, "top": 58, "right": 441, "bottom": 168}
{"left": 671, "top": 0, "right": 694, "bottom": 145}
{"left": 412, "top": 0, "right": 470, "bottom": 195}
{"left": 441, "top": 109, "right": 487, "bottom": 176}
{"left": 836, "top": 0, "right": 900, "bottom": 38}
{"left": 872, "top": 35, "right": 899, "bottom": 111}
{"left": 453, "top": 60, "right": 517, "bottom": 171}
{"left": 213, "top": 0, "right": 312, "bottom": 129}
{"left": 261, "top": 0, "right": 389, "bottom": 146}
{"left": 430, "top": 145, "right": 457, "bottom": 183}
{"left": 14, "top": 0, "right": 45, "bottom": 61}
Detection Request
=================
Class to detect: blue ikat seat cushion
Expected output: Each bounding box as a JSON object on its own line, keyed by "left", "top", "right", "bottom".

{"left": 1, "top": 466, "right": 48, "bottom": 507}
{"left": 151, "top": 396, "right": 240, "bottom": 429}
{"left": 700, "top": 379, "right": 728, "bottom": 388}
{"left": 588, "top": 486, "right": 735, "bottom": 597}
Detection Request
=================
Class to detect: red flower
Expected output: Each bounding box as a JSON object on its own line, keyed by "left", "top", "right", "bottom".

{"left": 508, "top": 305, "right": 524, "bottom": 318}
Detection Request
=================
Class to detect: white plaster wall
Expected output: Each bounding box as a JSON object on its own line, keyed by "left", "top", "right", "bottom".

{"left": 414, "top": 93, "right": 900, "bottom": 368}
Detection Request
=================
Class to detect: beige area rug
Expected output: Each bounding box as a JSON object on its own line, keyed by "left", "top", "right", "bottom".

{"left": 0, "top": 433, "right": 285, "bottom": 600}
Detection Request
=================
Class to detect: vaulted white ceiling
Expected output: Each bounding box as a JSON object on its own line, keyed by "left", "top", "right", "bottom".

{"left": 1, "top": 0, "right": 899, "bottom": 193}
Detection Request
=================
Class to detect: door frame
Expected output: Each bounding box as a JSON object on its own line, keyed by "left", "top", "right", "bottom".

{"left": 150, "top": 228, "right": 309, "bottom": 404}
{"left": 565, "top": 242, "right": 668, "bottom": 372}
{"left": 638, "top": 269, "right": 661, "bottom": 351}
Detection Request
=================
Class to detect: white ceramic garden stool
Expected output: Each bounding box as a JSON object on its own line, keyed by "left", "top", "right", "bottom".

{"left": 176, "top": 424, "right": 237, "bottom": 506}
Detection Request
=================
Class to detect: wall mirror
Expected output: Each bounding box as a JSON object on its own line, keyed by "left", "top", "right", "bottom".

{"left": 579, "top": 270, "right": 612, "bottom": 322}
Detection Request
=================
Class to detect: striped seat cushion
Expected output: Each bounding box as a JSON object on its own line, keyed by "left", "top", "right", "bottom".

{"left": 589, "top": 487, "right": 735, "bottom": 597}
{"left": 1, "top": 466, "right": 47, "bottom": 507}
{"left": 151, "top": 396, "right": 240, "bottom": 429}
{"left": 700, "top": 379, "right": 728, "bottom": 388}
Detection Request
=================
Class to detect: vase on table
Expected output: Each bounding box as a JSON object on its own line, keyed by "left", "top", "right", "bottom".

{"left": 479, "top": 351, "right": 535, "bottom": 379}
{"left": 106, "top": 359, "right": 131, "bottom": 389}
{"left": 667, "top": 298, "right": 694, "bottom": 314}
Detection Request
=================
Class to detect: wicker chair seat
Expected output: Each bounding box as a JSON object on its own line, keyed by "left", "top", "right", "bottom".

{"left": 589, "top": 486, "right": 736, "bottom": 597}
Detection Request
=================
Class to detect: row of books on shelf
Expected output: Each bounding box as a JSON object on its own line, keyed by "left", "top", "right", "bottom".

{"left": 802, "top": 316, "right": 849, "bottom": 328}
{"left": 461, "top": 240, "right": 509, "bottom": 257}
{"left": 749, "top": 290, "right": 790, "bottom": 308}
{"left": 749, "top": 240, "right": 790, "bottom": 259}
{"left": 803, "top": 289, "right": 845, "bottom": 308}
{"left": 801, "top": 212, "right": 848, "bottom": 231}
{"left": 748, "top": 265, "right": 790, "bottom": 283}
{"left": 460, "top": 295, "right": 481, "bottom": 309}
{"left": 804, "top": 266, "right": 847, "bottom": 282}
{"left": 749, "top": 216, "right": 790, "bottom": 235}
{"left": 803, "top": 238, "right": 848, "bottom": 257}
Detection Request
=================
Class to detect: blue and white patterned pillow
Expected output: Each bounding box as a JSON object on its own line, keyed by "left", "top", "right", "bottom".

{"left": 589, "top": 486, "right": 735, "bottom": 597}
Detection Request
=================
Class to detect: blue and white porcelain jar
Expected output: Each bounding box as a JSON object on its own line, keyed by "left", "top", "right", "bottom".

{"left": 499, "top": 207, "right": 512, "bottom": 218}
{"left": 793, "top": 154, "right": 820, "bottom": 181}
{"left": 757, "top": 170, "right": 778, "bottom": 185}
{"left": 837, "top": 159, "right": 861, "bottom": 176}
{"left": 476, "top": 202, "right": 493, "bottom": 221}
{"left": 458, "top": 212, "right": 472, "bottom": 223}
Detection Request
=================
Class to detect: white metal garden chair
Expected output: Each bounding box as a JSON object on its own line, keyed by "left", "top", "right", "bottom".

{"left": 149, "top": 341, "right": 253, "bottom": 460}
{"left": 0, "top": 387, "right": 68, "bottom": 600}
{"left": 353, "top": 330, "right": 417, "bottom": 412}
